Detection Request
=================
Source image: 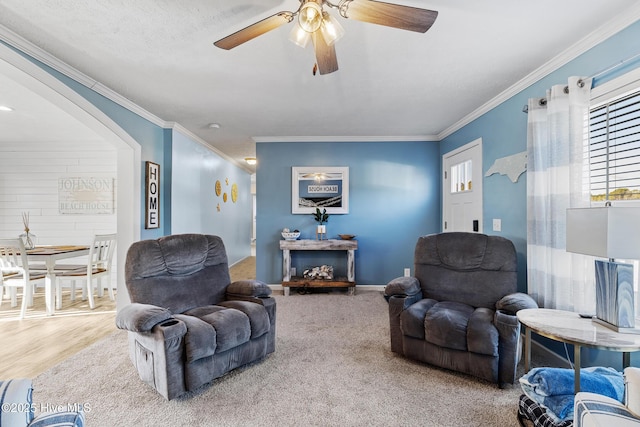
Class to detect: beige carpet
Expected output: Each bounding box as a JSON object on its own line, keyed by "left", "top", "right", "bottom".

{"left": 34, "top": 291, "right": 526, "bottom": 426}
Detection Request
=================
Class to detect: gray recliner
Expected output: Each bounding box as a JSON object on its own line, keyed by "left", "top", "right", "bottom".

{"left": 384, "top": 232, "right": 537, "bottom": 386}
{"left": 115, "top": 234, "right": 276, "bottom": 400}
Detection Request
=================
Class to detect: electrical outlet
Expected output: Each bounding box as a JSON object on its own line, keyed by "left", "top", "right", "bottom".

{"left": 404, "top": 268, "right": 411, "bottom": 277}
{"left": 493, "top": 219, "right": 502, "bottom": 232}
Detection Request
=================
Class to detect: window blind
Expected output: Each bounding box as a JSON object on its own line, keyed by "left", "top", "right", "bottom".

{"left": 589, "top": 89, "right": 640, "bottom": 201}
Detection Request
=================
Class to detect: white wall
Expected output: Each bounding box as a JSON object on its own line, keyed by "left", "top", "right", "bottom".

{"left": 0, "top": 140, "right": 118, "bottom": 288}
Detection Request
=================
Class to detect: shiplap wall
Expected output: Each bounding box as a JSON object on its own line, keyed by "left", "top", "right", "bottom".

{"left": 0, "top": 140, "right": 118, "bottom": 290}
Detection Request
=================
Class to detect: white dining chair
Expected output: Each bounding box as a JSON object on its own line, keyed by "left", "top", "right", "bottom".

{"left": 0, "top": 238, "right": 46, "bottom": 319}
{"left": 55, "top": 233, "right": 117, "bottom": 310}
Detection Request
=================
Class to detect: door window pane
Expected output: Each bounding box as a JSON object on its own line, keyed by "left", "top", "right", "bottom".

{"left": 451, "top": 160, "right": 472, "bottom": 193}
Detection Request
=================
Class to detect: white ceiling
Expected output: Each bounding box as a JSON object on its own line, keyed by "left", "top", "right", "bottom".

{"left": 0, "top": 0, "right": 639, "bottom": 172}
{"left": 0, "top": 72, "right": 102, "bottom": 144}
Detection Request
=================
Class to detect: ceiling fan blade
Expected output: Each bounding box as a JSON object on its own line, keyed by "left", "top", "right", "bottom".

{"left": 214, "top": 12, "right": 294, "bottom": 50}
{"left": 311, "top": 31, "right": 339, "bottom": 75}
{"left": 341, "top": 0, "right": 438, "bottom": 33}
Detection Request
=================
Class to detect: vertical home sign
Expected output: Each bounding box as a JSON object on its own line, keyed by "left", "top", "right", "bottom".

{"left": 145, "top": 161, "right": 160, "bottom": 229}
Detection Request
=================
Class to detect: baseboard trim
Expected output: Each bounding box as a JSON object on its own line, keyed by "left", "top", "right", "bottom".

{"left": 229, "top": 256, "right": 251, "bottom": 268}
{"left": 528, "top": 336, "right": 573, "bottom": 368}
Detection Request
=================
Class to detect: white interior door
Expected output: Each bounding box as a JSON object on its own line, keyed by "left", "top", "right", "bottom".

{"left": 443, "top": 139, "right": 483, "bottom": 232}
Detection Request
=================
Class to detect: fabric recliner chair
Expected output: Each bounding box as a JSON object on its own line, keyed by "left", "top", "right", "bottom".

{"left": 384, "top": 232, "right": 537, "bottom": 386}
{"left": 116, "top": 234, "right": 276, "bottom": 400}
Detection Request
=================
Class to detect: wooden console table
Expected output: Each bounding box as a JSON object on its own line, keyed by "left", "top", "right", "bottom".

{"left": 279, "top": 239, "right": 357, "bottom": 296}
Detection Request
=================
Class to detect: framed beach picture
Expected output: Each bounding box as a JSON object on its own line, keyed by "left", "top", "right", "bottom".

{"left": 292, "top": 166, "right": 349, "bottom": 214}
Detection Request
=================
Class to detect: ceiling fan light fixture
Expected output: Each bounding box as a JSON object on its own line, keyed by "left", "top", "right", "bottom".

{"left": 320, "top": 12, "right": 345, "bottom": 46}
{"left": 213, "top": 0, "right": 438, "bottom": 76}
{"left": 298, "top": 1, "right": 323, "bottom": 33}
{"left": 289, "top": 23, "right": 311, "bottom": 48}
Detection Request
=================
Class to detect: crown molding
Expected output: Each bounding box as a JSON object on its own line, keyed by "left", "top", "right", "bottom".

{"left": 438, "top": 4, "right": 640, "bottom": 141}
{"left": 253, "top": 135, "right": 439, "bottom": 143}
{"left": 2, "top": 4, "right": 639, "bottom": 149}
{"left": 0, "top": 24, "right": 165, "bottom": 128}
{"left": 0, "top": 23, "right": 258, "bottom": 173}
{"left": 166, "top": 122, "right": 253, "bottom": 173}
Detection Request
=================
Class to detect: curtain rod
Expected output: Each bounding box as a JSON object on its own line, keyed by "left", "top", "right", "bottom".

{"left": 522, "top": 51, "right": 640, "bottom": 113}
{"left": 590, "top": 51, "right": 640, "bottom": 80}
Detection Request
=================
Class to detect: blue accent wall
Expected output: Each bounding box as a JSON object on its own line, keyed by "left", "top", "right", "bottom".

{"left": 256, "top": 141, "right": 440, "bottom": 286}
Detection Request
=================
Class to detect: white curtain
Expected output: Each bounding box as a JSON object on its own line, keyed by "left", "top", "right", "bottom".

{"left": 526, "top": 76, "right": 595, "bottom": 312}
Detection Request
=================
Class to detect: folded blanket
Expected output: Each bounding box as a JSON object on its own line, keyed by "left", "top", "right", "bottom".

{"left": 519, "top": 366, "right": 624, "bottom": 422}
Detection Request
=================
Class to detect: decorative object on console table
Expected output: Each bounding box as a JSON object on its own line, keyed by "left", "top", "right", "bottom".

{"left": 313, "top": 207, "right": 329, "bottom": 240}
{"left": 281, "top": 228, "right": 301, "bottom": 240}
{"left": 19, "top": 211, "right": 36, "bottom": 250}
{"left": 303, "top": 265, "right": 333, "bottom": 280}
{"left": 566, "top": 205, "right": 640, "bottom": 333}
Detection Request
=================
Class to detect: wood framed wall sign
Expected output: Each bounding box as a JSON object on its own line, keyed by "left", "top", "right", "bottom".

{"left": 292, "top": 166, "right": 349, "bottom": 214}
{"left": 145, "top": 161, "right": 160, "bottom": 229}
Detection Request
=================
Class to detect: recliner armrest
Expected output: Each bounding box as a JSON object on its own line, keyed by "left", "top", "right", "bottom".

{"left": 385, "top": 277, "right": 422, "bottom": 354}
{"left": 227, "top": 280, "right": 272, "bottom": 300}
{"left": 384, "top": 277, "right": 421, "bottom": 299}
{"left": 494, "top": 309, "right": 521, "bottom": 386}
{"left": 496, "top": 292, "right": 538, "bottom": 316}
{"left": 115, "top": 303, "right": 173, "bottom": 332}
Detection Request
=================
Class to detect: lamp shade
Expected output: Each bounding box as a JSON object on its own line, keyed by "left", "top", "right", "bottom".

{"left": 320, "top": 12, "right": 345, "bottom": 45}
{"left": 566, "top": 207, "right": 640, "bottom": 260}
{"left": 298, "top": 1, "right": 323, "bottom": 33}
{"left": 289, "top": 24, "right": 311, "bottom": 47}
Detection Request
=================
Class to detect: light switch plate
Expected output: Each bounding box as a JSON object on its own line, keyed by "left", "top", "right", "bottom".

{"left": 493, "top": 219, "right": 502, "bottom": 232}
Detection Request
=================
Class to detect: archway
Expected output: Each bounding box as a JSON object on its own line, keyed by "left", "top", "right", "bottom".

{"left": 0, "top": 42, "right": 141, "bottom": 309}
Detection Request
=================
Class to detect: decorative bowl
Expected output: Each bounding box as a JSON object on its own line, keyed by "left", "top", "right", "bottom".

{"left": 338, "top": 234, "right": 356, "bottom": 240}
{"left": 282, "top": 232, "right": 301, "bottom": 240}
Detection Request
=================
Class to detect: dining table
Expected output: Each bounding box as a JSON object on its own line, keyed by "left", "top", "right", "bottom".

{"left": 26, "top": 245, "right": 90, "bottom": 315}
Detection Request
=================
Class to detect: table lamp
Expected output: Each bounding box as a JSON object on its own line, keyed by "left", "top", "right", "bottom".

{"left": 566, "top": 205, "right": 640, "bottom": 333}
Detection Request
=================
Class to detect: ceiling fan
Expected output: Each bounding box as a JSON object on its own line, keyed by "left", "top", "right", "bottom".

{"left": 214, "top": 0, "right": 438, "bottom": 75}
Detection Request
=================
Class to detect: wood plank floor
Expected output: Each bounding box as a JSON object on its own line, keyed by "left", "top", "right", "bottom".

{"left": 0, "top": 288, "right": 117, "bottom": 379}
{"left": 0, "top": 256, "right": 256, "bottom": 379}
